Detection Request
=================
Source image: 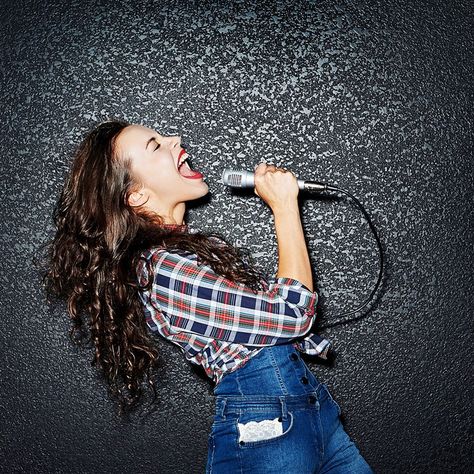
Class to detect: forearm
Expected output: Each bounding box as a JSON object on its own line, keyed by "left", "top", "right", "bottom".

{"left": 273, "top": 203, "right": 314, "bottom": 292}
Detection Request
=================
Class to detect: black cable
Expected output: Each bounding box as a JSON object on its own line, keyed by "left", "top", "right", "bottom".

{"left": 315, "top": 184, "right": 385, "bottom": 330}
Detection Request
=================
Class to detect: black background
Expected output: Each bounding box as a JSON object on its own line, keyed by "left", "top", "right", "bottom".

{"left": 1, "top": 0, "right": 472, "bottom": 472}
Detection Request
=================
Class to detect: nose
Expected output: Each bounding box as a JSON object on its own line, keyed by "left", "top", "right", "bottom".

{"left": 166, "top": 135, "right": 181, "bottom": 148}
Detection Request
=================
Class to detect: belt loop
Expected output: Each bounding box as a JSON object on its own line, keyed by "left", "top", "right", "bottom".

{"left": 279, "top": 396, "right": 288, "bottom": 420}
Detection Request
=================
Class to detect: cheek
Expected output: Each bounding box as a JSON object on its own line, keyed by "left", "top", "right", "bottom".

{"left": 138, "top": 161, "right": 182, "bottom": 191}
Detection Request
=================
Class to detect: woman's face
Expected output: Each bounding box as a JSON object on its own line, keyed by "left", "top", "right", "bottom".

{"left": 115, "top": 124, "right": 209, "bottom": 217}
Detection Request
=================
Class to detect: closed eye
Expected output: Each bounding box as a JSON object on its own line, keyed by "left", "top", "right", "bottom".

{"left": 154, "top": 142, "right": 160, "bottom": 151}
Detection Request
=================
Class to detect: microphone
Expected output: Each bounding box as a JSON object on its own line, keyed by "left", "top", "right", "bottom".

{"left": 221, "top": 169, "right": 329, "bottom": 193}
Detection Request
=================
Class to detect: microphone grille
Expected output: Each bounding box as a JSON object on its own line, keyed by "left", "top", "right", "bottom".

{"left": 221, "top": 169, "right": 244, "bottom": 187}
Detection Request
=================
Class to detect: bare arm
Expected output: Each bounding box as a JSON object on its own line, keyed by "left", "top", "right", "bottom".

{"left": 253, "top": 162, "right": 314, "bottom": 292}
{"left": 273, "top": 203, "right": 313, "bottom": 292}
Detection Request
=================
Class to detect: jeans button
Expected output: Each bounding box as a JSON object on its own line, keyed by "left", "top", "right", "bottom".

{"left": 301, "top": 376, "right": 309, "bottom": 384}
{"left": 290, "top": 353, "right": 298, "bottom": 361}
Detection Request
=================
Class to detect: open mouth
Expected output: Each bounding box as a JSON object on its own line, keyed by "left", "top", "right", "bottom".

{"left": 177, "top": 150, "right": 203, "bottom": 179}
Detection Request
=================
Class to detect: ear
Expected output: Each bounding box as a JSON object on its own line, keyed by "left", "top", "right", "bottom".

{"left": 127, "top": 190, "right": 148, "bottom": 207}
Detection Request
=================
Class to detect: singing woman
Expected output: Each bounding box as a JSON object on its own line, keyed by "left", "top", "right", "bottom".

{"left": 41, "top": 120, "right": 373, "bottom": 473}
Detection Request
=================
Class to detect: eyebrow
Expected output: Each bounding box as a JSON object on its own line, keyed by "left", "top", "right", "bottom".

{"left": 145, "top": 137, "right": 157, "bottom": 150}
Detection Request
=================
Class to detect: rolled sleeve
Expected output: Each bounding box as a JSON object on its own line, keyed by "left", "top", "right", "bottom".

{"left": 266, "top": 277, "right": 318, "bottom": 318}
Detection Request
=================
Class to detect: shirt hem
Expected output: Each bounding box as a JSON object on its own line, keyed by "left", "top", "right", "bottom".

{"left": 212, "top": 347, "right": 265, "bottom": 386}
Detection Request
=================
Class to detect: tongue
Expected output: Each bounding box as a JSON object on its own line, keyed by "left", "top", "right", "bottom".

{"left": 179, "top": 161, "right": 201, "bottom": 178}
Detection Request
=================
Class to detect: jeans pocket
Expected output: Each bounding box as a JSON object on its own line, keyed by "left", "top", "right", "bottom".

{"left": 236, "top": 409, "right": 295, "bottom": 448}
{"left": 322, "top": 383, "right": 342, "bottom": 417}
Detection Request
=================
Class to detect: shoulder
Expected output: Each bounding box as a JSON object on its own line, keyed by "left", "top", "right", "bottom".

{"left": 142, "top": 246, "right": 199, "bottom": 267}
{"left": 137, "top": 247, "right": 199, "bottom": 286}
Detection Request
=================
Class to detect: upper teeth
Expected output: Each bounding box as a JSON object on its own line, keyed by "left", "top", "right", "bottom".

{"left": 178, "top": 153, "right": 189, "bottom": 167}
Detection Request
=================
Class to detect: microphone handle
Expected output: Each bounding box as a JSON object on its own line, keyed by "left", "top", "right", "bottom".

{"left": 253, "top": 175, "right": 327, "bottom": 192}
{"left": 299, "top": 179, "right": 328, "bottom": 192}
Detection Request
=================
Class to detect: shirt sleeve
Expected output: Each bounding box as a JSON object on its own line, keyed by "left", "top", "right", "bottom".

{"left": 147, "top": 248, "right": 319, "bottom": 347}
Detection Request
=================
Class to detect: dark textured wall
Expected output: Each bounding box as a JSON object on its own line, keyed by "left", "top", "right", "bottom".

{"left": 1, "top": 0, "right": 472, "bottom": 472}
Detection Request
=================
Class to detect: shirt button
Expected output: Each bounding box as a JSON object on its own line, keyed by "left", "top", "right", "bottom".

{"left": 308, "top": 395, "right": 316, "bottom": 404}
{"left": 290, "top": 353, "right": 299, "bottom": 361}
{"left": 301, "top": 376, "right": 309, "bottom": 384}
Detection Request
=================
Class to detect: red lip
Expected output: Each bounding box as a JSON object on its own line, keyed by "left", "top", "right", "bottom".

{"left": 177, "top": 148, "right": 186, "bottom": 168}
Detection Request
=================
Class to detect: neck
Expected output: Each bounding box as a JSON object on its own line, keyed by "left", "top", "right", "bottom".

{"left": 150, "top": 202, "right": 186, "bottom": 226}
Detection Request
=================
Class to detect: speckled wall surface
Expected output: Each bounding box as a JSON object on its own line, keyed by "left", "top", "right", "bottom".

{"left": 1, "top": 0, "right": 472, "bottom": 472}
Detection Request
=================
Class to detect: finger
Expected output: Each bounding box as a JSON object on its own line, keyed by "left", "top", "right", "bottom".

{"left": 254, "top": 162, "right": 268, "bottom": 174}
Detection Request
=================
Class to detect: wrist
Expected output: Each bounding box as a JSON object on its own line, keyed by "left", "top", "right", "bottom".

{"left": 272, "top": 202, "right": 300, "bottom": 216}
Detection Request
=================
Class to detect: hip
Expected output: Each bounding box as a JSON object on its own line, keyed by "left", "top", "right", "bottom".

{"left": 206, "top": 344, "right": 372, "bottom": 473}
{"left": 207, "top": 378, "right": 347, "bottom": 473}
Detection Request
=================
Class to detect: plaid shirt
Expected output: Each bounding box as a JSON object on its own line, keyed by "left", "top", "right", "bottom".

{"left": 136, "top": 223, "right": 332, "bottom": 385}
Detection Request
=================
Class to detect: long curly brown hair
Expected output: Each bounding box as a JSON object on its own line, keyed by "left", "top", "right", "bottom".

{"left": 35, "top": 119, "right": 267, "bottom": 417}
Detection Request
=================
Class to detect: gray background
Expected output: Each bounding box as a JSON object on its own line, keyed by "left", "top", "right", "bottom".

{"left": 1, "top": 0, "right": 472, "bottom": 473}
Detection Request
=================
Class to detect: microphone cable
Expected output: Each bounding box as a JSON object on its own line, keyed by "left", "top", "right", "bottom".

{"left": 314, "top": 183, "right": 384, "bottom": 329}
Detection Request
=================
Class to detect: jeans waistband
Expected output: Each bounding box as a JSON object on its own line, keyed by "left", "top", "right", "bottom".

{"left": 214, "top": 389, "right": 324, "bottom": 420}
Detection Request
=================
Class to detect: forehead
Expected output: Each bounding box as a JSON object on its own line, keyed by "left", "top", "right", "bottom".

{"left": 115, "top": 124, "right": 158, "bottom": 156}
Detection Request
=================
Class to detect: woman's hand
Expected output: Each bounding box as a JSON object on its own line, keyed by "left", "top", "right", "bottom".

{"left": 253, "top": 162, "right": 299, "bottom": 213}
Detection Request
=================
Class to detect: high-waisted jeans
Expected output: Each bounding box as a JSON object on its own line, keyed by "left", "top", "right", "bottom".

{"left": 206, "top": 343, "right": 374, "bottom": 473}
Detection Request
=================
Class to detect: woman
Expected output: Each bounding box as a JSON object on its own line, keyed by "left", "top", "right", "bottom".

{"left": 41, "top": 120, "right": 373, "bottom": 473}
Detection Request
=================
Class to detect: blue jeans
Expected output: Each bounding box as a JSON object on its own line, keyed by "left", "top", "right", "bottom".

{"left": 206, "top": 343, "right": 374, "bottom": 473}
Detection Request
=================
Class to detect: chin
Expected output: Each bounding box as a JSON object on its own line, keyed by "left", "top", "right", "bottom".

{"left": 199, "top": 181, "right": 210, "bottom": 195}
{"left": 184, "top": 179, "right": 209, "bottom": 199}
